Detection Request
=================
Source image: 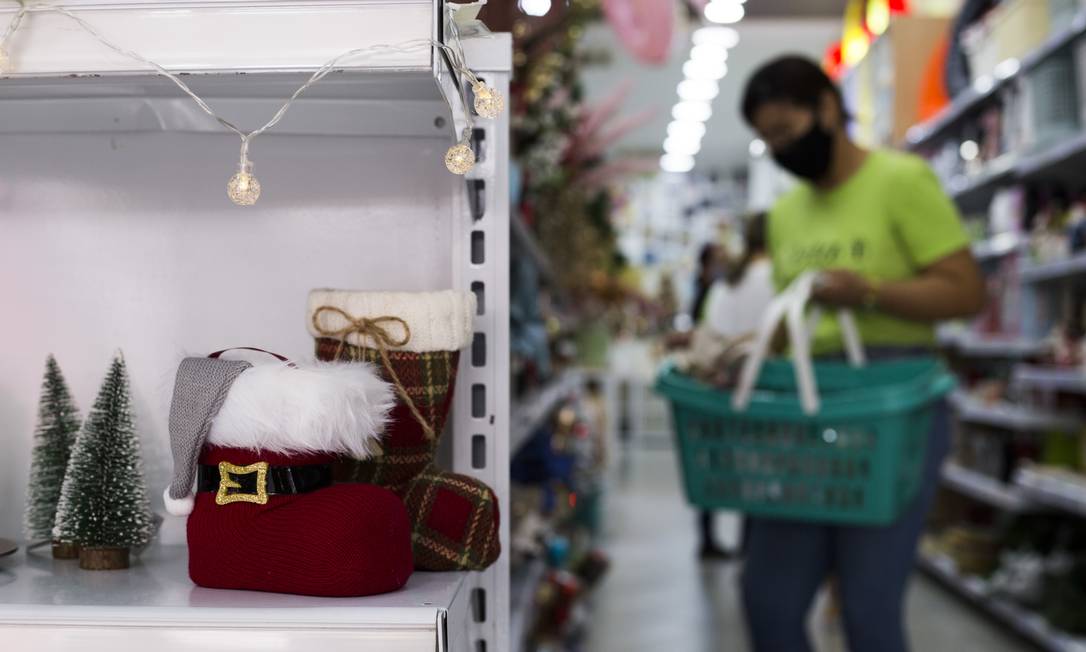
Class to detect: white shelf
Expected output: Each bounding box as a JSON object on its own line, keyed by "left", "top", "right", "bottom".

{"left": 1015, "top": 365, "right": 1086, "bottom": 394}
{"left": 972, "top": 232, "right": 1028, "bottom": 263}
{"left": 1020, "top": 254, "right": 1086, "bottom": 284}
{"left": 510, "top": 369, "right": 585, "bottom": 454}
{"left": 1015, "top": 467, "right": 1086, "bottom": 519}
{"left": 949, "top": 391, "right": 1083, "bottom": 432}
{"left": 918, "top": 551, "right": 1086, "bottom": 652}
{"left": 946, "top": 154, "right": 1017, "bottom": 205}
{"left": 941, "top": 462, "right": 1034, "bottom": 512}
{"left": 906, "top": 9, "right": 1086, "bottom": 149}
{"left": 938, "top": 329, "right": 1048, "bottom": 358}
{"left": 0, "top": 544, "right": 468, "bottom": 651}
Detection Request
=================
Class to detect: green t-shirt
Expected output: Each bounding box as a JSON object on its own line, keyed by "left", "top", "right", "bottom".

{"left": 768, "top": 149, "right": 970, "bottom": 355}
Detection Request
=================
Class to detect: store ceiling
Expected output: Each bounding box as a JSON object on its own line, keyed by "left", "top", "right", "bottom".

{"left": 579, "top": 17, "right": 841, "bottom": 175}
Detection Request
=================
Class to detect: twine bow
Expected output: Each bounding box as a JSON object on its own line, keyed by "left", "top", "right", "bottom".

{"left": 311, "top": 305, "right": 435, "bottom": 439}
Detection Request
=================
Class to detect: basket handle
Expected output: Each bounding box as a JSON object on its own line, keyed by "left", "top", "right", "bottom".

{"left": 731, "top": 271, "right": 866, "bottom": 415}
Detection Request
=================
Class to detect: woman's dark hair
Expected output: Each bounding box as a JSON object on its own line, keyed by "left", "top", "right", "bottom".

{"left": 726, "top": 213, "right": 767, "bottom": 287}
{"left": 740, "top": 55, "right": 847, "bottom": 126}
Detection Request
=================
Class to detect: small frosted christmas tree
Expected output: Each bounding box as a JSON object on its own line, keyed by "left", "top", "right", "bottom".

{"left": 24, "top": 355, "right": 82, "bottom": 558}
{"left": 53, "top": 352, "right": 154, "bottom": 570}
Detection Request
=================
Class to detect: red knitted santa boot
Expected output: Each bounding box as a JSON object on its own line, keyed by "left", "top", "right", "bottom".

{"left": 309, "top": 290, "right": 501, "bottom": 572}
{"left": 164, "top": 352, "right": 413, "bottom": 596}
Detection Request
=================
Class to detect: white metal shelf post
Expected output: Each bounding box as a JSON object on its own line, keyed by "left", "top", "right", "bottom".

{"left": 447, "top": 32, "right": 513, "bottom": 652}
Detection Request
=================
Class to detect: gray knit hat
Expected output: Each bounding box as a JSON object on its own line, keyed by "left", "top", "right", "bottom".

{"left": 163, "top": 357, "right": 251, "bottom": 516}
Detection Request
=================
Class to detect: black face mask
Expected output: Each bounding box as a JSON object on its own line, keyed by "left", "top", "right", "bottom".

{"left": 771, "top": 121, "right": 834, "bottom": 181}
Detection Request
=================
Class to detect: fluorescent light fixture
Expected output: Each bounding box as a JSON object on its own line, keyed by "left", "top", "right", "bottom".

{"left": 660, "top": 154, "right": 696, "bottom": 173}
{"left": 684, "top": 59, "right": 727, "bottom": 81}
{"left": 677, "top": 79, "right": 719, "bottom": 101}
{"left": 749, "top": 138, "right": 767, "bottom": 157}
{"left": 994, "top": 58, "right": 1020, "bottom": 80}
{"left": 689, "top": 43, "right": 728, "bottom": 64}
{"left": 668, "top": 121, "right": 707, "bottom": 140}
{"left": 693, "top": 26, "right": 740, "bottom": 48}
{"left": 959, "top": 140, "right": 979, "bottom": 161}
{"left": 664, "top": 136, "right": 702, "bottom": 156}
{"left": 518, "top": 0, "right": 552, "bottom": 17}
{"left": 672, "top": 101, "right": 713, "bottom": 123}
{"left": 705, "top": 0, "right": 745, "bottom": 25}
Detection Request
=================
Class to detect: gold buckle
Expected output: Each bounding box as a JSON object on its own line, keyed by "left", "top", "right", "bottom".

{"left": 215, "top": 461, "right": 269, "bottom": 506}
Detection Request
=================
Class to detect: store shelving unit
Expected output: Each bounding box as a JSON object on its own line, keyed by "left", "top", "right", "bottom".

{"left": 511, "top": 213, "right": 555, "bottom": 282}
{"left": 906, "top": 9, "right": 1086, "bottom": 151}
{"left": 972, "top": 232, "right": 1029, "bottom": 263}
{"left": 918, "top": 551, "right": 1086, "bottom": 652}
{"left": 1020, "top": 254, "right": 1086, "bottom": 284}
{"left": 1015, "top": 467, "right": 1086, "bottom": 519}
{"left": 1015, "top": 366, "right": 1086, "bottom": 394}
{"left": 949, "top": 391, "right": 1083, "bottom": 432}
{"left": 510, "top": 369, "right": 586, "bottom": 454}
{"left": 938, "top": 329, "right": 1049, "bottom": 358}
{"left": 0, "top": 2, "right": 512, "bottom": 651}
{"left": 942, "top": 462, "right": 1035, "bottom": 512}
{"left": 509, "top": 556, "right": 546, "bottom": 652}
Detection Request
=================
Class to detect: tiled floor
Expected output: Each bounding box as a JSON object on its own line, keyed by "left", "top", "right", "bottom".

{"left": 583, "top": 441, "right": 1031, "bottom": 652}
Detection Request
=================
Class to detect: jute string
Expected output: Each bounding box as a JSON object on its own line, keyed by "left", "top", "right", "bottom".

{"left": 311, "top": 306, "right": 435, "bottom": 439}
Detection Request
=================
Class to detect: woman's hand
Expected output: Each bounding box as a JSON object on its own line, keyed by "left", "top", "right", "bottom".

{"left": 811, "top": 250, "right": 986, "bottom": 321}
{"left": 812, "top": 269, "right": 870, "bottom": 308}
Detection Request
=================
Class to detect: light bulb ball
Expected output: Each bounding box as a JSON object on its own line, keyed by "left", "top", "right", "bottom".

{"left": 227, "top": 171, "right": 261, "bottom": 206}
{"left": 445, "top": 142, "right": 476, "bottom": 175}
{"left": 473, "top": 83, "right": 505, "bottom": 119}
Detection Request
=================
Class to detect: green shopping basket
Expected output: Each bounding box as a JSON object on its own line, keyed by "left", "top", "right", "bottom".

{"left": 655, "top": 272, "right": 956, "bottom": 525}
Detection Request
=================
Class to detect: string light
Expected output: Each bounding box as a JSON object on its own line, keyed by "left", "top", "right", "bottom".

{"left": 445, "top": 128, "right": 476, "bottom": 175}
{"left": 472, "top": 80, "right": 505, "bottom": 119}
{"left": 0, "top": 1, "right": 505, "bottom": 201}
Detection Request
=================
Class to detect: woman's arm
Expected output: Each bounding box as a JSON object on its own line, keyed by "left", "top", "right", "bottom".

{"left": 812, "top": 248, "right": 986, "bottom": 321}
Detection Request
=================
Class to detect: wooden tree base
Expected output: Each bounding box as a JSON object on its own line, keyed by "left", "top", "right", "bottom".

{"left": 79, "top": 546, "right": 129, "bottom": 570}
{"left": 51, "top": 541, "right": 80, "bottom": 560}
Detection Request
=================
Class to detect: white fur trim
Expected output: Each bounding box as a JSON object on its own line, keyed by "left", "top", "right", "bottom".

{"left": 163, "top": 487, "right": 194, "bottom": 517}
{"left": 307, "top": 290, "right": 476, "bottom": 352}
{"left": 207, "top": 361, "right": 394, "bottom": 458}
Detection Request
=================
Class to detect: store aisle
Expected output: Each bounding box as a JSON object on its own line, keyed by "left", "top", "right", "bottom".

{"left": 585, "top": 437, "right": 1030, "bottom": 652}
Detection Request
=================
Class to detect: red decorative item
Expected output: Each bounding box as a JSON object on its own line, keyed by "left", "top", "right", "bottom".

{"left": 188, "top": 447, "right": 412, "bottom": 597}
{"left": 601, "top": 0, "right": 673, "bottom": 65}
{"left": 308, "top": 290, "right": 501, "bottom": 572}
{"left": 165, "top": 349, "right": 413, "bottom": 597}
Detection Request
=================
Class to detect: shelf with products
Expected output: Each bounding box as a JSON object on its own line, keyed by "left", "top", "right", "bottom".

{"left": 512, "top": 212, "right": 555, "bottom": 283}
{"left": 1015, "top": 466, "right": 1086, "bottom": 519}
{"left": 1016, "top": 365, "right": 1086, "bottom": 394}
{"left": 938, "top": 328, "right": 1049, "bottom": 359}
{"left": 947, "top": 153, "right": 1018, "bottom": 206}
{"left": 972, "top": 231, "right": 1030, "bottom": 263}
{"left": 917, "top": 550, "right": 1086, "bottom": 652}
{"left": 1021, "top": 253, "right": 1086, "bottom": 284}
{"left": 949, "top": 390, "right": 1084, "bottom": 432}
{"left": 510, "top": 369, "right": 587, "bottom": 455}
{"left": 510, "top": 556, "right": 547, "bottom": 652}
{"left": 0, "top": 1, "right": 513, "bottom": 649}
{"left": 942, "top": 462, "right": 1036, "bottom": 513}
{"left": 906, "top": 9, "right": 1086, "bottom": 150}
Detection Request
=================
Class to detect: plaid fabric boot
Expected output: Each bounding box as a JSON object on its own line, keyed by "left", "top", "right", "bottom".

{"left": 309, "top": 290, "right": 501, "bottom": 572}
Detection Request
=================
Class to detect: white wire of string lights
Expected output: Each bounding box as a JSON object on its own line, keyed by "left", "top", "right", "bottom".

{"left": 0, "top": 1, "right": 506, "bottom": 205}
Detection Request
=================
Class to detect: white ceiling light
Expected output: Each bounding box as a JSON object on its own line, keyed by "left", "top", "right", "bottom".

{"left": 749, "top": 138, "right": 767, "bottom": 157}
{"left": 664, "top": 135, "right": 702, "bottom": 156}
{"left": 683, "top": 59, "right": 728, "bottom": 81}
{"left": 672, "top": 101, "right": 713, "bottom": 123}
{"left": 518, "top": 0, "right": 552, "bottom": 17}
{"left": 660, "top": 154, "right": 696, "bottom": 173}
{"left": 677, "top": 79, "right": 719, "bottom": 101}
{"left": 693, "top": 26, "right": 740, "bottom": 49}
{"left": 705, "top": 0, "right": 745, "bottom": 25}
{"left": 668, "top": 120, "right": 706, "bottom": 140}
{"left": 689, "top": 43, "right": 728, "bottom": 64}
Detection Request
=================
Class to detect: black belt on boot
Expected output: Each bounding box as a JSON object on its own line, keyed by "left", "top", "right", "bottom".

{"left": 197, "top": 461, "right": 333, "bottom": 506}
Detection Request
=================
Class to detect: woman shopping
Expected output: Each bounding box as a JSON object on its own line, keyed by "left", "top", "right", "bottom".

{"left": 738, "top": 56, "right": 985, "bottom": 652}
